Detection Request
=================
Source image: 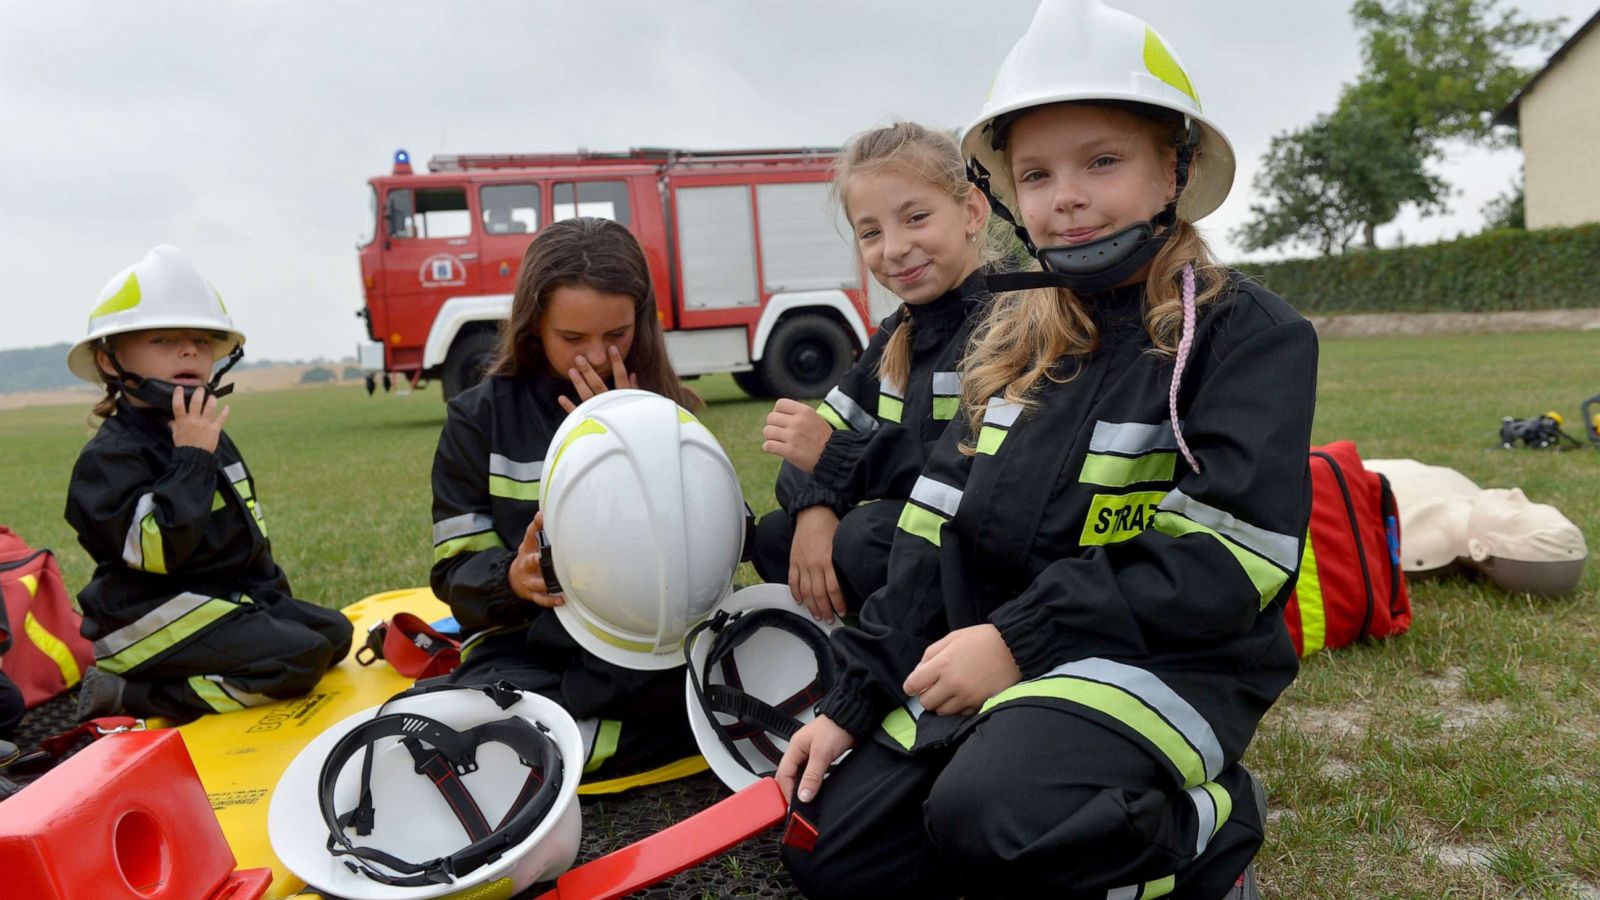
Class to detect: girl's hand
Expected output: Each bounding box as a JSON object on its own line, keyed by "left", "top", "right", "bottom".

{"left": 169, "top": 386, "right": 228, "bottom": 452}
{"left": 789, "top": 507, "right": 846, "bottom": 622}
{"left": 775, "top": 714, "right": 855, "bottom": 804}
{"left": 762, "top": 399, "right": 833, "bottom": 474}
{"left": 509, "top": 512, "right": 564, "bottom": 607}
{"left": 901, "top": 625, "right": 1021, "bottom": 716}
{"left": 559, "top": 346, "right": 639, "bottom": 414}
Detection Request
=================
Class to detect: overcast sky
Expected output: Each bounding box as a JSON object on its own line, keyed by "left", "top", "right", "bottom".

{"left": 2, "top": 0, "right": 1591, "bottom": 362}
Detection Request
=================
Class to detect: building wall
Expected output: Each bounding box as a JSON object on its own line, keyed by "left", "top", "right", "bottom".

{"left": 1521, "top": 25, "right": 1600, "bottom": 229}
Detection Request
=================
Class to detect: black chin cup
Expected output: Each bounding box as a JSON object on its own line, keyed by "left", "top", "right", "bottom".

{"left": 985, "top": 223, "right": 1170, "bottom": 297}
{"left": 107, "top": 342, "right": 243, "bottom": 411}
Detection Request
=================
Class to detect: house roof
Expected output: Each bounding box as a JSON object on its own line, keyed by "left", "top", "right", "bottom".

{"left": 1494, "top": 8, "right": 1600, "bottom": 127}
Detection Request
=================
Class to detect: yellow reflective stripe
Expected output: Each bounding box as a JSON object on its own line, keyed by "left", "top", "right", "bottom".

{"left": 895, "top": 503, "right": 945, "bottom": 548}
{"left": 981, "top": 677, "right": 1206, "bottom": 788}
{"left": 188, "top": 675, "right": 245, "bottom": 713}
{"left": 579, "top": 615, "right": 669, "bottom": 654}
{"left": 211, "top": 491, "right": 226, "bottom": 512}
{"left": 91, "top": 272, "right": 142, "bottom": 319}
{"left": 878, "top": 395, "right": 904, "bottom": 423}
{"left": 1203, "top": 780, "right": 1232, "bottom": 837}
{"left": 1079, "top": 491, "right": 1167, "bottom": 547}
{"left": 1296, "top": 532, "right": 1326, "bottom": 655}
{"left": 488, "top": 475, "right": 540, "bottom": 501}
{"left": 432, "top": 531, "right": 507, "bottom": 562}
{"left": 976, "top": 425, "right": 1007, "bottom": 455}
{"left": 139, "top": 513, "right": 166, "bottom": 575}
{"left": 1142, "top": 875, "right": 1176, "bottom": 898}
{"left": 583, "top": 719, "right": 623, "bottom": 774}
{"left": 1151, "top": 512, "right": 1289, "bottom": 609}
{"left": 23, "top": 612, "right": 82, "bottom": 687}
{"left": 932, "top": 396, "right": 959, "bottom": 421}
{"left": 21, "top": 574, "right": 37, "bottom": 596}
{"left": 1079, "top": 452, "right": 1177, "bottom": 488}
{"left": 816, "top": 403, "right": 848, "bottom": 431}
{"left": 881, "top": 706, "right": 916, "bottom": 751}
{"left": 547, "top": 419, "right": 608, "bottom": 486}
{"left": 97, "top": 598, "right": 240, "bottom": 675}
{"left": 1144, "top": 26, "right": 1198, "bottom": 104}
{"left": 678, "top": 408, "right": 695, "bottom": 425}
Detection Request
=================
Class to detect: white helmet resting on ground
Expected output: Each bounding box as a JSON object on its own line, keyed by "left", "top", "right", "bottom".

{"left": 66, "top": 244, "right": 247, "bottom": 400}
{"left": 960, "top": 0, "right": 1235, "bottom": 296}
{"left": 684, "top": 584, "right": 841, "bottom": 792}
{"left": 539, "top": 389, "right": 748, "bottom": 671}
{"left": 267, "top": 681, "right": 584, "bottom": 899}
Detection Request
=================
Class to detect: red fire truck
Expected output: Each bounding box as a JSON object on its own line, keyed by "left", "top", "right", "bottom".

{"left": 355, "top": 147, "right": 896, "bottom": 400}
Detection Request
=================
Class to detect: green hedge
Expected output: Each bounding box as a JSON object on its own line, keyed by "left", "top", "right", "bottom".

{"left": 1235, "top": 224, "right": 1600, "bottom": 314}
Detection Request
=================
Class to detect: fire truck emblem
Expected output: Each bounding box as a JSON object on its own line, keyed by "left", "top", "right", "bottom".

{"left": 419, "top": 254, "right": 466, "bottom": 287}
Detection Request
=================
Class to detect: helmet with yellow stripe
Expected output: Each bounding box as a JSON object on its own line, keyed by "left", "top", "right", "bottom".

{"left": 539, "top": 389, "right": 747, "bottom": 670}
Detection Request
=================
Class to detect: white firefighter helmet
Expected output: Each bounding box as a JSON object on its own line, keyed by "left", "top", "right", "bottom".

{"left": 67, "top": 244, "right": 245, "bottom": 384}
{"left": 684, "top": 584, "right": 841, "bottom": 792}
{"left": 960, "top": 0, "right": 1236, "bottom": 224}
{"left": 540, "top": 389, "right": 746, "bottom": 671}
{"left": 267, "top": 682, "right": 584, "bottom": 900}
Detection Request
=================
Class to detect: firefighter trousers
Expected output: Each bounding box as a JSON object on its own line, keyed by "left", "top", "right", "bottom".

{"left": 0, "top": 672, "right": 22, "bottom": 737}
{"left": 118, "top": 592, "right": 352, "bottom": 722}
{"left": 447, "top": 628, "right": 698, "bottom": 781}
{"left": 782, "top": 704, "right": 1263, "bottom": 900}
{"left": 752, "top": 500, "right": 904, "bottom": 616}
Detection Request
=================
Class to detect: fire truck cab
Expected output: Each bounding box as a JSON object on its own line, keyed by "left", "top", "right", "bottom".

{"left": 355, "top": 148, "right": 896, "bottom": 401}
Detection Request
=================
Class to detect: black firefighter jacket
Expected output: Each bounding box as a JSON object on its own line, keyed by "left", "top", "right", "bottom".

{"left": 776, "top": 270, "right": 992, "bottom": 516}
{"left": 816, "top": 275, "right": 1319, "bottom": 791}
{"left": 65, "top": 398, "right": 286, "bottom": 672}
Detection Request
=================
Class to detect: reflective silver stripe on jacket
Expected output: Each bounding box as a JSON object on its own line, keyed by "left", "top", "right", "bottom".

{"left": 488, "top": 454, "right": 543, "bottom": 481}
{"left": 823, "top": 388, "right": 878, "bottom": 433}
{"left": 1088, "top": 420, "right": 1180, "bottom": 455}
{"left": 1158, "top": 489, "right": 1299, "bottom": 571}
{"left": 878, "top": 375, "right": 905, "bottom": 400}
{"left": 121, "top": 493, "right": 158, "bottom": 569}
{"left": 92, "top": 591, "right": 214, "bottom": 658}
{"left": 223, "top": 462, "right": 248, "bottom": 483}
{"left": 909, "top": 476, "right": 962, "bottom": 518}
{"left": 931, "top": 371, "right": 962, "bottom": 396}
{"left": 208, "top": 674, "right": 276, "bottom": 708}
{"left": 983, "top": 396, "right": 1023, "bottom": 427}
{"left": 432, "top": 512, "right": 496, "bottom": 547}
{"left": 1044, "top": 657, "right": 1225, "bottom": 782}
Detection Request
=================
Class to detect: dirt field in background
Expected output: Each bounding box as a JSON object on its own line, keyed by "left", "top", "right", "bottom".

{"left": 0, "top": 365, "right": 340, "bottom": 412}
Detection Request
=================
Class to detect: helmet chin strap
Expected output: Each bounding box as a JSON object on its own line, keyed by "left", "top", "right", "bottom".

{"left": 971, "top": 119, "right": 1197, "bottom": 297}
{"left": 105, "top": 342, "right": 244, "bottom": 410}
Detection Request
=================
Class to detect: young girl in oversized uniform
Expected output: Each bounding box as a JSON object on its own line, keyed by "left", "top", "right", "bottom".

{"left": 777, "top": 2, "right": 1317, "bottom": 898}
{"left": 64, "top": 245, "right": 353, "bottom": 723}
{"left": 755, "top": 122, "right": 995, "bottom": 623}
{"left": 429, "top": 216, "right": 704, "bottom": 780}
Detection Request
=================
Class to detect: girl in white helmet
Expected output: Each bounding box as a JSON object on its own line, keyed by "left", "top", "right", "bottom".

{"left": 776, "top": 2, "right": 1315, "bottom": 898}
{"left": 754, "top": 122, "right": 996, "bottom": 623}
{"left": 429, "top": 217, "right": 704, "bottom": 782}
{"left": 64, "top": 245, "right": 353, "bottom": 723}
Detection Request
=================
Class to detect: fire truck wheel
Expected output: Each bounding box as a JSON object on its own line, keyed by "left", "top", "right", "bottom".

{"left": 731, "top": 370, "right": 771, "bottom": 398}
{"left": 442, "top": 328, "right": 499, "bottom": 402}
{"left": 757, "top": 314, "right": 855, "bottom": 400}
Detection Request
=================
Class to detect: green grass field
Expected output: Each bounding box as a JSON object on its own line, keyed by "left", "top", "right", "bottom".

{"left": 4, "top": 330, "right": 1598, "bottom": 897}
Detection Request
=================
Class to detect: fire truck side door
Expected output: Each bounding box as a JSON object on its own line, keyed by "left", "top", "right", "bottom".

{"left": 380, "top": 185, "right": 482, "bottom": 368}
{"left": 479, "top": 182, "right": 541, "bottom": 296}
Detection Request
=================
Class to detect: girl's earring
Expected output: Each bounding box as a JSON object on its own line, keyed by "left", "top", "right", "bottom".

{"left": 967, "top": 232, "right": 978, "bottom": 243}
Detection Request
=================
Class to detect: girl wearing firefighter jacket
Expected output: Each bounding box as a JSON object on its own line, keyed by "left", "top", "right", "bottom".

{"left": 64, "top": 245, "right": 353, "bottom": 723}
{"left": 776, "top": 3, "right": 1316, "bottom": 898}
{"left": 754, "top": 122, "right": 996, "bottom": 623}
{"left": 430, "top": 216, "right": 702, "bottom": 780}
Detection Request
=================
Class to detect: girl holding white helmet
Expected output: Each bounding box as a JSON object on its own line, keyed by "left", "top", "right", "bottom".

{"left": 64, "top": 245, "right": 353, "bottom": 722}
{"left": 754, "top": 122, "right": 996, "bottom": 623}
{"left": 429, "top": 217, "right": 705, "bottom": 781}
{"left": 777, "top": 2, "right": 1316, "bottom": 897}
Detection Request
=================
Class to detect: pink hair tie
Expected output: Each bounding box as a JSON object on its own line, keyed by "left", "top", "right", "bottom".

{"left": 1170, "top": 264, "right": 1200, "bottom": 475}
